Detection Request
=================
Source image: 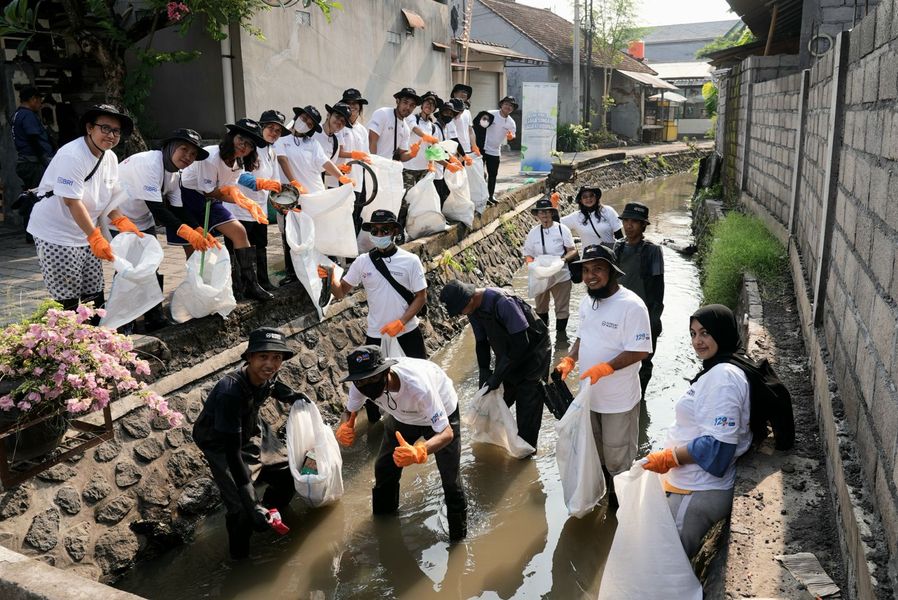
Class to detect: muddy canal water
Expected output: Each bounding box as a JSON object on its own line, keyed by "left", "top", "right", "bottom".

{"left": 116, "top": 172, "right": 702, "bottom": 599}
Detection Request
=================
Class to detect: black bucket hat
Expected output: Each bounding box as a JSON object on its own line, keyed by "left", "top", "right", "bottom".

{"left": 620, "top": 201, "right": 651, "bottom": 224}
{"left": 242, "top": 327, "right": 295, "bottom": 360}
{"left": 341, "top": 88, "right": 369, "bottom": 105}
{"left": 80, "top": 103, "right": 135, "bottom": 138}
{"left": 420, "top": 91, "right": 443, "bottom": 109}
{"left": 451, "top": 83, "right": 473, "bottom": 99}
{"left": 498, "top": 95, "right": 519, "bottom": 110}
{"left": 530, "top": 197, "right": 559, "bottom": 218}
{"left": 439, "top": 280, "right": 476, "bottom": 316}
{"left": 160, "top": 128, "right": 209, "bottom": 160}
{"left": 574, "top": 244, "right": 626, "bottom": 275}
{"left": 442, "top": 98, "right": 465, "bottom": 114}
{"left": 225, "top": 118, "right": 268, "bottom": 148}
{"left": 393, "top": 87, "right": 421, "bottom": 104}
{"left": 291, "top": 105, "right": 323, "bottom": 134}
{"left": 325, "top": 102, "right": 354, "bottom": 128}
{"left": 341, "top": 345, "right": 397, "bottom": 382}
{"left": 575, "top": 185, "right": 602, "bottom": 203}
{"left": 361, "top": 209, "right": 400, "bottom": 231}
{"left": 258, "top": 109, "right": 290, "bottom": 136}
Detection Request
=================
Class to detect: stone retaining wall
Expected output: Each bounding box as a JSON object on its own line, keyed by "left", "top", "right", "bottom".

{"left": 0, "top": 150, "right": 700, "bottom": 583}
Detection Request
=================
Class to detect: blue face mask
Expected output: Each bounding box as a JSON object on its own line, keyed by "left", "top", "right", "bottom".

{"left": 369, "top": 233, "right": 393, "bottom": 249}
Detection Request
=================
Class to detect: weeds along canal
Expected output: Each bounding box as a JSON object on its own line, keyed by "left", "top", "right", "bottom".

{"left": 115, "top": 172, "right": 702, "bottom": 599}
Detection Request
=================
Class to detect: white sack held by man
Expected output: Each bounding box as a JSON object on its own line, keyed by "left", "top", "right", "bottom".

{"left": 555, "top": 387, "right": 606, "bottom": 518}
{"left": 286, "top": 398, "right": 344, "bottom": 507}
{"left": 527, "top": 255, "right": 567, "bottom": 298}
{"left": 285, "top": 210, "right": 343, "bottom": 320}
{"left": 464, "top": 384, "right": 535, "bottom": 459}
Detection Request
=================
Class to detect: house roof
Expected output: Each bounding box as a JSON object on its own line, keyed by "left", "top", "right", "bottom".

{"left": 721, "top": 0, "right": 804, "bottom": 45}
{"left": 643, "top": 20, "right": 743, "bottom": 44}
{"left": 455, "top": 38, "right": 549, "bottom": 63}
{"left": 648, "top": 61, "right": 715, "bottom": 80}
{"left": 477, "top": 0, "right": 656, "bottom": 75}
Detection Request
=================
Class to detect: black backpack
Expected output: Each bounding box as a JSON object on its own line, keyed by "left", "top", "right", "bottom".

{"left": 746, "top": 358, "right": 795, "bottom": 450}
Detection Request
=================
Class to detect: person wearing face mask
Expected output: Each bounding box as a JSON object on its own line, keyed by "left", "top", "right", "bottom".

{"left": 334, "top": 345, "right": 467, "bottom": 542}
{"left": 111, "top": 128, "right": 213, "bottom": 331}
{"left": 560, "top": 186, "right": 623, "bottom": 249}
{"left": 368, "top": 88, "right": 422, "bottom": 162}
{"left": 276, "top": 105, "right": 351, "bottom": 197}
{"left": 554, "top": 244, "right": 652, "bottom": 506}
{"left": 479, "top": 96, "right": 518, "bottom": 203}
{"left": 335, "top": 89, "right": 372, "bottom": 234}
{"left": 432, "top": 98, "right": 464, "bottom": 206}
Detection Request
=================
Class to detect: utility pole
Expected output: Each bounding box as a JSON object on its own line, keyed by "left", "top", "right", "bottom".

{"left": 584, "top": 0, "right": 594, "bottom": 124}
{"left": 573, "top": 0, "right": 581, "bottom": 123}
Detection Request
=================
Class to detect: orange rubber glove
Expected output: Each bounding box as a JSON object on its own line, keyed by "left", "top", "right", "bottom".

{"left": 421, "top": 134, "right": 439, "bottom": 145}
{"left": 445, "top": 162, "right": 462, "bottom": 173}
{"left": 289, "top": 180, "right": 308, "bottom": 195}
{"left": 350, "top": 150, "right": 372, "bottom": 163}
{"left": 525, "top": 256, "right": 535, "bottom": 263}
{"left": 580, "top": 362, "right": 615, "bottom": 384}
{"left": 448, "top": 155, "right": 462, "bottom": 166}
{"left": 177, "top": 224, "right": 208, "bottom": 252}
{"left": 197, "top": 227, "right": 222, "bottom": 250}
{"left": 643, "top": 448, "right": 679, "bottom": 474}
{"left": 463, "top": 155, "right": 473, "bottom": 166}
{"left": 338, "top": 163, "right": 352, "bottom": 174}
{"left": 255, "top": 178, "right": 282, "bottom": 193}
{"left": 427, "top": 162, "right": 436, "bottom": 173}
{"left": 109, "top": 216, "right": 144, "bottom": 237}
{"left": 221, "top": 185, "right": 269, "bottom": 225}
{"left": 555, "top": 356, "right": 575, "bottom": 379}
{"left": 393, "top": 432, "right": 427, "bottom": 467}
{"left": 339, "top": 175, "right": 355, "bottom": 187}
{"left": 506, "top": 131, "right": 515, "bottom": 141}
{"left": 335, "top": 413, "right": 356, "bottom": 447}
{"left": 87, "top": 227, "right": 114, "bottom": 261}
{"left": 550, "top": 192, "right": 561, "bottom": 208}
{"left": 472, "top": 144, "right": 481, "bottom": 156}
{"left": 380, "top": 320, "right": 404, "bottom": 337}
{"left": 408, "top": 142, "right": 421, "bottom": 158}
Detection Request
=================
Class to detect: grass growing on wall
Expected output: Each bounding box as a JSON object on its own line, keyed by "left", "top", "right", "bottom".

{"left": 701, "top": 212, "right": 787, "bottom": 307}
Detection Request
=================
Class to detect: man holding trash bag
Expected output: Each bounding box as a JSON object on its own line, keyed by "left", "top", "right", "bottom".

{"left": 193, "top": 327, "right": 309, "bottom": 559}
{"left": 335, "top": 345, "right": 467, "bottom": 541}
{"left": 439, "top": 280, "right": 550, "bottom": 450}
{"left": 554, "top": 244, "right": 652, "bottom": 504}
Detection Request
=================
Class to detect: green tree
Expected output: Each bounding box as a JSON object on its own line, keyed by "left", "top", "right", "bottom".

{"left": 1, "top": 0, "right": 341, "bottom": 151}
{"left": 696, "top": 25, "right": 757, "bottom": 59}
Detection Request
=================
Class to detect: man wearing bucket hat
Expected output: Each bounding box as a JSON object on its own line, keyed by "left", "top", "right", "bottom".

{"left": 478, "top": 95, "right": 518, "bottom": 204}
{"left": 276, "top": 105, "right": 352, "bottom": 197}
{"left": 193, "top": 327, "right": 310, "bottom": 559}
{"left": 402, "top": 90, "right": 442, "bottom": 189}
{"left": 560, "top": 185, "right": 623, "bottom": 249}
{"left": 336, "top": 89, "right": 373, "bottom": 233}
{"left": 554, "top": 244, "right": 653, "bottom": 505}
{"left": 368, "top": 88, "right": 421, "bottom": 161}
{"left": 432, "top": 98, "right": 464, "bottom": 205}
{"left": 449, "top": 83, "right": 478, "bottom": 156}
{"left": 522, "top": 196, "right": 578, "bottom": 342}
{"left": 335, "top": 345, "right": 467, "bottom": 541}
{"left": 439, "top": 279, "right": 550, "bottom": 449}
{"left": 312, "top": 102, "right": 357, "bottom": 189}
{"left": 613, "top": 202, "right": 665, "bottom": 396}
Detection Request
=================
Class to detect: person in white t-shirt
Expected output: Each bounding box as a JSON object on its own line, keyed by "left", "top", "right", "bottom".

{"left": 334, "top": 346, "right": 467, "bottom": 542}
{"left": 335, "top": 89, "right": 373, "bottom": 234}
{"left": 402, "top": 91, "right": 442, "bottom": 189}
{"left": 554, "top": 244, "right": 652, "bottom": 505}
{"left": 478, "top": 95, "right": 518, "bottom": 203}
{"left": 450, "top": 83, "right": 478, "bottom": 157}
{"left": 312, "top": 102, "right": 357, "bottom": 189}
{"left": 641, "top": 304, "right": 752, "bottom": 558}
{"left": 560, "top": 186, "right": 623, "bottom": 248}
{"left": 27, "top": 104, "right": 143, "bottom": 314}
{"left": 432, "top": 98, "right": 464, "bottom": 206}
{"left": 276, "top": 105, "right": 352, "bottom": 196}
{"left": 522, "top": 197, "right": 578, "bottom": 341}
{"left": 368, "top": 88, "right": 421, "bottom": 162}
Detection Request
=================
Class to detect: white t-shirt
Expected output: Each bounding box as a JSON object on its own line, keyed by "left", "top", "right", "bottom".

{"left": 575, "top": 287, "right": 653, "bottom": 413}
{"left": 432, "top": 120, "right": 457, "bottom": 180}
{"left": 342, "top": 249, "right": 427, "bottom": 338}
{"left": 368, "top": 107, "right": 410, "bottom": 159}
{"left": 483, "top": 110, "right": 516, "bottom": 156}
{"left": 347, "top": 357, "right": 458, "bottom": 430}
{"left": 275, "top": 134, "right": 329, "bottom": 195}
{"left": 27, "top": 137, "right": 120, "bottom": 246}
{"left": 312, "top": 129, "right": 341, "bottom": 188}
{"left": 180, "top": 145, "right": 241, "bottom": 198}
{"left": 561, "top": 205, "right": 622, "bottom": 247}
{"left": 664, "top": 363, "right": 751, "bottom": 491}
{"left": 403, "top": 114, "right": 437, "bottom": 171}
{"left": 453, "top": 109, "right": 473, "bottom": 152}
{"left": 338, "top": 121, "right": 369, "bottom": 183}
{"left": 113, "top": 150, "right": 180, "bottom": 231}
{"left": 232, "top": 145, "right": 278, "bottom": 221}
{"left": 522, "top": 222, "right": 575, "bottom": 258}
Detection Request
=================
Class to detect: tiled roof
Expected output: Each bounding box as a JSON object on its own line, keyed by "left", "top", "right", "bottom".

{"left": 478, "top": 0, "right": 656, "bottom": 75}
{"left": 643, "top": 20, "right": 743, "bottom": 44}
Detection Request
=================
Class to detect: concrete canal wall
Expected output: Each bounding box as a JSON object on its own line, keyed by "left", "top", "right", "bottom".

{"left": 717, "top": 2, "right": 898, "bottom": 595}
{"left": 0, "top": 150, "right": 701, "bottom": 584}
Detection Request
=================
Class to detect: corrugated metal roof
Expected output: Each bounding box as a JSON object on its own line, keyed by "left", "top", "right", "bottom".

{"left": 457, "top": 39, "right": 549, "bottom": 63}
{"left": 648, "top": 62, "right": 715, "bottom": 80}
{"left": 722, "top": 0, "right": 804, "bottom": 44}
{"left": 617, "top": 70, "right": 680, "bottom": 90}
{"left": 643, "top": 20, "right": 743, "bottom": 44}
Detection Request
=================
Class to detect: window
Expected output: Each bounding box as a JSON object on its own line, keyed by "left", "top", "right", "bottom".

{"left": 295, "top": 10, "right": 311, "bottom": 26}
{"left": 387, "top": 31, "right": 401, "bottom": 45}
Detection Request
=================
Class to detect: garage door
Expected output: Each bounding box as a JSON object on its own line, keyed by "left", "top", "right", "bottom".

{"left": 467, "top": 71, "right": 500, "bottom": 115}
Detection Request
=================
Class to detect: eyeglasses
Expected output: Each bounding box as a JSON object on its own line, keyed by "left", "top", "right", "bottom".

{"left": 234, "top": 134, "right": 256, "bottom": 151}
{"left": 368, "top": 226, "right": 394, "bottom": 235}
{"left": 92, "top": 123, "right": 122, "bottom": 137}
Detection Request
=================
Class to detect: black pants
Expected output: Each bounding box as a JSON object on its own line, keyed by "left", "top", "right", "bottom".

{"left": 373, "top": 408, "right": 466, "bottom": 519}
{"left": 363, "top": 328, "right": 427, "bottom": 423}
{"left": 501, "top": 376, "right": 545, "bottom": 449}
{"left": 483, "top": 153, "right": 501, "bottom": 199}
{"left": 639, "top": 331, "right": 661, "bottom": 397}
{"left": 434, "top": 179, "right": 450, "bottom": 208}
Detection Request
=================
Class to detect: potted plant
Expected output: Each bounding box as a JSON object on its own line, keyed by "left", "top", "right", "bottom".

{"left": 549, "top": 150, "right": 576, "bottom": 187}
{"left": 0, "top": 301, "right": 182, "bottom": 463}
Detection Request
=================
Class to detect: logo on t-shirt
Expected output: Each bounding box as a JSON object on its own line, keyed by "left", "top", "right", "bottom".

{"left": 601, "top": 321, "right": 618, "bottom": 329}
{"left": 431, "top": 411, "right": 444, "bottom": 424}
{"left": 714, "top": 416, "right": 736, "bottom": 427}
{"left": 635, "top": 332, "right": 650, "bottom": 342}
{"left": 57, "top": 176, "right": 74, "bottom": 186}
{"left": 143, "top": 185, "right": 159, "bottom": 193}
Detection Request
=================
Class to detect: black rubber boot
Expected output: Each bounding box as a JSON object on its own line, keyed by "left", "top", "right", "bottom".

{"left": 537, "top": 312, "right": 550, "bottom": 326}
{"left": 236, "top": 247, "right": 274, "bottom": 301}
{"left": 318, "top": 265, "right": 333, "bottom": 307}
{"left": 225, "top": 513, "right": 252, "bottom": 560}
{"left": 59, "top": 298, "right": 79, "bottom": 310}
{"left": 448, "top": 511, "right": 467, "bottom": 542}
{"left": 144, "top": 273, "right": 174, "bottom": 332}
{"left": 372, "top": 484, "right": 400, "bottom": 515}
{"left": 256, "top": 249, "right": 277, "bottom": 292}
{"left": 80, "top": 291, "right": 105, "bottom": 326}
{"left": 228, "top": 247, "right": 245, "bottom": 301}
{"left": 279, "top": 235, "right": 298, "bottom": 286}
{"left": 555, "top": 318, "right": 569, "bottom": 346}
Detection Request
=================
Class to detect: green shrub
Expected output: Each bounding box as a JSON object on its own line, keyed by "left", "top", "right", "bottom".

{"left": 556, "top": 123, "right": 590, "bottom": 152}
{"left": 701, "top": 212, "right": 787, "bottom": 308}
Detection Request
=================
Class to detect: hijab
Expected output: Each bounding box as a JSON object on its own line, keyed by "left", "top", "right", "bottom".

{"left": 161, "top": 140, "right": 180, "bottom": 173}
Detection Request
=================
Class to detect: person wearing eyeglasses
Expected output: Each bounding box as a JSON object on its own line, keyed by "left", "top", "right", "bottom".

{"left": 27, "top": 104, "right": 143, "bottom": 315}
{"left": 170, "top": 118, "right": 274, "bottom": 302}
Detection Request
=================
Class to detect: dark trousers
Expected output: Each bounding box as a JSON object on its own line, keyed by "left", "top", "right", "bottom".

{"left": 483, "top": 153, "right": 501, "bottom": 199}
{"left": 639, "top": 331, "right": 661, "bottom": 397}
{"left": 373, "top": 408, "right": 466, "bottom": 519}
{"left": 434, "top": 179, "right": 450, "bottom": 208}
{"left": 363, "top": 328, "right": 427, "bottom": 423}
{"left": 501, "top": 376, "right": 545, "bottom": 449}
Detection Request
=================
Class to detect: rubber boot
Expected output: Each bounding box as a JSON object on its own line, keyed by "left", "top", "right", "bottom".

{"left": 448, "top": 511, "right": 467, "bottom": 542}
{"left": 255, "top": 248, "right": 277, "bottom": 292}
{"left": 144, "top": 273, "right": 174, "bottom": 332}
{"left": 225, "top": 512, "right": 252, "bottom": 560}
{"left": 59, "top": 298, "right": 79, "bottom": 311}
{"left": 318, "top": 265, "right": 333, "bottom": 307}
{"left": 80, "top": 291, "right": 105, "bottom": 326}
{"left": 279, "top": 234, "right": 298, "bottom": 286}
{"left": 236, "top": 247, "right": 274, "bottom": 301}
{"left": 228, "top": 247, "right": 245, "bottom": 301}
{"left": 537, "top": 312, "right": 550, "bottom": 326}
{"left": 372, "top": 484, "right": 400, "bottom": 515}
{"left": 555, "top": 317, "right": 569, "bottom": 346}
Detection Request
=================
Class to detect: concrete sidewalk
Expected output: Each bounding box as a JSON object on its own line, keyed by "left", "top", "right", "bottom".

{"left": 0, "top": 139, "right": 711, "bottom": 326}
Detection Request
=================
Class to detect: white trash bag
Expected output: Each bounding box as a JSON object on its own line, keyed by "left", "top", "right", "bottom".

{"left": 101, "top": 234, "right": 164, "bottom": 330}
{"left": 299, "top": 184, "right": 358, "bottom": 258}
{"left": 363, "top": 154, "right": 405, "bottom": 222}
{"left": 464, "top": 385, "right": 535, "bottom": 459}
{"left": 405, "top": 172, "right": 447, "bottom": 240}
{"left": 468, "top": 156, "right": 489, "bottom": 214}
{"left": 598, "top": 465, "right": 702, "bottom": 599}
{"left": 169, "top": 246, "right": 237, "bottom": 323}
{"left": 527, "top": 255, "right": 567, "bottom": 298}
{"left": 442, "top": 166, "right": 475, "bottom": 227}
{"left": 380, "top": 335, "right": 406, "bottom": 359}
{"left": 286, "top": 399, "right": 344, "bottom": 508}
{"left": 555, "top": 387, "right": 605, "bottom": 518}
{"left": 286, "top": 210, "right": 343, "bottom": 320}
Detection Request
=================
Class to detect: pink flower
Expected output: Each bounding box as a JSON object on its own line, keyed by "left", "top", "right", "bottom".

{"left": 167, "top": 1, "right": 190, "bottom": 22}
{"left": 0, "top": 395, "right": 13, "bottom": 410}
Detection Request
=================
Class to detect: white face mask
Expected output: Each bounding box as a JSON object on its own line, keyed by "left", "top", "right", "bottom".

{"left": 480, "top": 118, "right": 490, "bottom": 128}
{"left": 293, "top": 120, "right": 311, "bottom": 135}
{"left": 369, "top": 233, "right": 393, "bottom": 250}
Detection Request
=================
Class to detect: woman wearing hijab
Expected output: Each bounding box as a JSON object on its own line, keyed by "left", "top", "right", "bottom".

{"left": 560, "top": 186, "right": 623, "bottom": 248}
{"left": 27, "top": 104, "right": 141, "bottom": 312}
{"left": 641, "top": 305, "right": 753, "bottom": 558}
